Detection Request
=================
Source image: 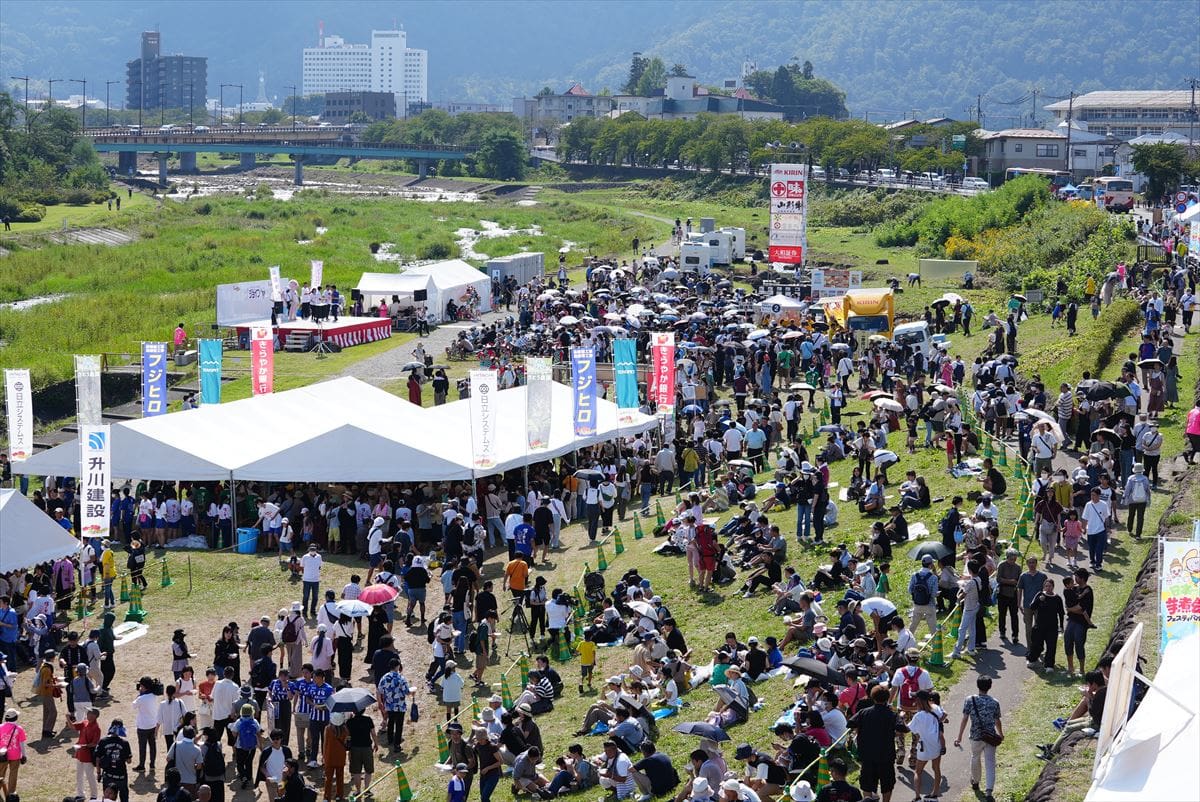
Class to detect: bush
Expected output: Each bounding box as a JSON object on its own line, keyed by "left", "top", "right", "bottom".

{"left": 809, "top": 188, "right": 933, "bottom": 228}
{"left": 193, "top": 202, "right": 213, "bottom": 215}
{"left": 417, "top": 240, "right": 457, "bottom": 260}
{"left": 62, "top": 188, "right": 98, "bottom": 206}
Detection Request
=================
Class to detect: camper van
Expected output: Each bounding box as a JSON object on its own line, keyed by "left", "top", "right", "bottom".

{"left": 720, "top": 227, "right": 747, "bottom": 261}
{"left": 700, "top": 231, "right": 733, "bottom": 265}
{"left": 680, "top": 241, "right": 715, "bottom": 274}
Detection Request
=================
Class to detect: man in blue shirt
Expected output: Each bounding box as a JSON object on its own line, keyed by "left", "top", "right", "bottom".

{"left": 0, "top": 596, "right": 20, "bottom": 668}
{"left": 513, "top": 514, "right": 535, "bottom": 559}
{"left": 306, "top": 670, "right": 334, "bottom": 768}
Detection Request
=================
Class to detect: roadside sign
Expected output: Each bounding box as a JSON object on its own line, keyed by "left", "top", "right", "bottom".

{"left": 769, "top": 163, "right": 808, "bottom": 266}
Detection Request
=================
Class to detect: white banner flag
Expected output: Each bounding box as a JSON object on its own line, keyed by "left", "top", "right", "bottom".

{"left": 75, "top": 355, "right": 103, "bottom": 426}
{"left": 311, "top": 260, "right": 324, "bottom": 289}
{"left": 525, "top": 357, "right": 552, "bottom": 449}
{"left": 469, "top": 370, "right": 498, "bottom": 470}
{"left": 3, "top": 369, "right": 34, "bottom": 462}
{"left": 268, "top": 265, "right": 283, "bottom": 302}
{"left": 79, "top": 424, "right": 111, "bottom": 539}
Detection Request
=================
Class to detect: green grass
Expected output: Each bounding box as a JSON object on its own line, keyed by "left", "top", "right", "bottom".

{"left": 0, "top": 191, "right": 155, "bottom": 234}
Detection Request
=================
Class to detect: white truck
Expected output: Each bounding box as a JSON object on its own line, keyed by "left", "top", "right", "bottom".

{"left": 893, "top": 320, "right": 933, "bottom": 359}
{"left": 679, "top": 241, "right": 715, "bottom": 274}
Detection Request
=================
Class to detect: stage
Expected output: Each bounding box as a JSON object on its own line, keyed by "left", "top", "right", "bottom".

{"left": 235, "top": 316, "right": 393, "bottom": 351}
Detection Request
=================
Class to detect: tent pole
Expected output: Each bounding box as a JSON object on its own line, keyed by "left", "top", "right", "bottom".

{"left": 229, "top": 470, "right": 237, "bottom": 548}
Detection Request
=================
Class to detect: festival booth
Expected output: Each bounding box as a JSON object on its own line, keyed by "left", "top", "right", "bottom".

{"left": 423, "top": 382, "right": 660, "bottom": 474}
{"left": 0, "top": 489, "right": 81, "bottom": 573}
{"left": 485, "top": 253, "right": 544, "bottom": 287}
{"left": 354, "top": 272, "right": 436, "bottom": 310}
{"left": 405, "top": 259, "right": 493, "bottom": 322}
{"left": 757, "top": 294, "right": 808, "bottom": 325}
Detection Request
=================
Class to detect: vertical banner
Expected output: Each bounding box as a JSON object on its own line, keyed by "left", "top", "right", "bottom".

{"left": 649, "top": 332, "right": 676, "bottom": 408}
{"left": 613, "top": 339, "right": 639, "bottom": 424}
{"left": 570, "top": 347, "right": 597, "bottom": 438}
{"left": 1160, "top": 541, "right": 1200, "bottom": 652}
{"left": 198, "top": 339, "right": 224, "bottom": 405}
{"left": 1190, "top": 222, "right": 1200, "bottom": 258}
{"left": 79, "top": 424, "right": 111, "bottom": 539}
{"left": 251, "top": 326, "right": 275, "bottom": 396}
{"left": 768, "top": 162, "right": 808, "bottom": 265}
{"left": 3, "top": 369, "right": 34, "bottom": 462}
{"left": 268, "top": 265, "right": 283, "bottom": 303}
{"left": 310, "top": 260, "right": 324, "bottom": 289}
{"left": 525, "top": 357, "right": 552, "bottom": 449}
{"left": 469, "top": 370, "right": 498, "bottom": 470}
{"left": 140, "top": 342, "right": 169, "bottom": 417}
{"left": 74, "top": 354, "right": 103, "bottom": 426}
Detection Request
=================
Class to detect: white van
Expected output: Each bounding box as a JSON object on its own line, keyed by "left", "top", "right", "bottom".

{"left": 679, "top": 241, "right": 714, "bottom": 274}
{"left": 893, "top": 321, "right": 932, "bottom": 359}
{"left": 962, "top": 177, "right": 990, "bottom": 191}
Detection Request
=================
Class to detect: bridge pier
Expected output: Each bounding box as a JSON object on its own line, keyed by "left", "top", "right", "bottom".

{"left": 118, "top": 151, "right": 138, "bottom": 176}
{"left": 240, "top": 152, "right": 257, "bottom": 170}
{"left": 157, "top": 154, "right": 168, "bottom": 187}
{"left": 293, "top": 157, "right": 304, "bottom": 186}
{"left": 179, "top": 152, "right": 197, "bottom": 173}
{"left": 417, "top": 159, "right": 429, "bottom": 180}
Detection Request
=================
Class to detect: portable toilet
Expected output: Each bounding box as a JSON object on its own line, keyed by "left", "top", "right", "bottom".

{"left": 700, "top": 217, "right": 716, "bottom": 233}
{"left": 680, "top": 241, "right": 715, "bottom": 274}
{"left": 704, "top": 231, "right": 733, "bottom": 265}
{"left": 720, "top": 227, "right": 746, "bottom": 260}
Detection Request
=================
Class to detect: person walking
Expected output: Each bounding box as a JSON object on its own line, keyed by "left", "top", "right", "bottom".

{"left": 1027, "top": 578, "right": 1065, "bottom": 671}
{"left": 994, "top": 548, "right": 1022, "bottom": 643}
{"left": 954, "top": 677, "right": 1003, "bottom": 802}
{"left": 1017, "top": 557, "right": 1048, "bottom": 646}
{"left": 0, "top": 709, "right": 28, "bottom": 798}
{"left": 846, "top": 685, "right": 908, "bottom": 802}
{"left": 949, "top": 561, "right": 983, "bottom": 660}
{"left": 1122, "top": 463, "right": 1152, "bottom": 539}
{"left": 97, "top": 719, "right": 134, "bottom": 802}
{"left": 1063, "top": 568, "right": 1095, "bottom": 676}
{"left": 1081, "top": 488, "right": 1111, "bottom": 572}
{"left": 299, "top": 544, "right": 323, "bottom": 618}
{"left": 907, "top": 555, "right": 939, "bottom": 640}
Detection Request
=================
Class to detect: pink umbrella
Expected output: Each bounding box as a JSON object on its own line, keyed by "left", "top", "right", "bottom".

{"left": 358, "top": 584, "right": 399, "bottom": 606}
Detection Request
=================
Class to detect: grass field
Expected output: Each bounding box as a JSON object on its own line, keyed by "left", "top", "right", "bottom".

{"left": 0, "top": 190, "right": 155, "bottom": 234}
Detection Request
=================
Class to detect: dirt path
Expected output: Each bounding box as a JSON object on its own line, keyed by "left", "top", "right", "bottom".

{"left": 337, "top": 310, "right": 508, "bottom": 385}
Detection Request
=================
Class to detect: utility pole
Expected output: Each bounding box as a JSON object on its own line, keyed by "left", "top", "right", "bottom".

{"left": 286, "top": 84, "right": 297, "bottom": 132}
{"left": 70, "top": 79, "right": 86, "bottom": 129}
{"left": 1188, "top": 77, "right": 1198, "bottom": 157}
{"left": 237, "top": 84, "right": 244, "bottom": 127}
{"left": 976, "top": 94, "right": 983, "bottom": 126}
{"left": 10, "top": 75, "right": 30, "bottom": 130}
{"left": 105, "top": 80, "right": 119, "bottom": 127}
{"left": 1064, "top": 90, "right": 1075, "bottom": 177}
{"left": 1029, "top": 87, "right": 1042, "bottom": 127}
{"left": 48, "top": 78, "right": 62, "bottom": 113}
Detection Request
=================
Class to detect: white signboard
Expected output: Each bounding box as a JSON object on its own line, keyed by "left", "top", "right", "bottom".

{"left": 4, "top": 369, "right": 34, "bottom": 462}
{"left": 469, "top": 370, "right": 498, "bottom": 470}
{"left": 310, "top": 260, "right": 323, "bottom": 289}
{"left": 268, "top": 265, "right": 283, "bottom": 302}
{"left": 79, "top": 424, "right": 111, "bottom": 539}
{"left": 215, "top": 279, "right": 290, "bottom": 326}
{"left": 768, "top": 163, "right": 808, "bottom": 265}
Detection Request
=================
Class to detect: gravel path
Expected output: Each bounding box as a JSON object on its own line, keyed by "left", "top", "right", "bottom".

{"left": 338, "top": 310, "right": 509, "bottom": 385}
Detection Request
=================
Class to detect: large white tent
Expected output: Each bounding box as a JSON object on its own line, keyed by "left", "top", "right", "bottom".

{"left": 1086, "top": 631, "right": 1200, "bottom": 801}
{"left": 0, "top": 489, "right": 80, "bottom": 573}
{"left": 404, "top": 260, "right": 493, "bottom": 321}
{"left": 354, "top": 272, "right": 436, "bottom": 308}
{"left": 14, "top": 377, "right": 656, "bottom": 483}
{"left": 423, "top": 382, "right": 659, "bottom": 474}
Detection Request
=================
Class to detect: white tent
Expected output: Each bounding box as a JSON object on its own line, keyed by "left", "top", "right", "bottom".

{"left": 404, "top": 260, "right": 493, "bottom": 322}
{"left": 1177, "top": 202, "right": 1200, "bottom": 223}
{"left": 1085, "top": 631, "right": 1200, "bottom": 801}
{"left": 354, "top": 272, "right": 436, "bottom": 307}
{"left": 757, "top": 293, "right": 807, "bottom": 323}
{"left": 423, "top": 382, "right": 659, "bottom": 475}
{"left": 0, "top": 489, "right": 80, "bottom": 573}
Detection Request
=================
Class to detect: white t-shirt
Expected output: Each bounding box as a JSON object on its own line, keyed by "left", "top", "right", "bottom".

{"left": 909, "top": 706, "right": 944, "bottom": 760}
{"left": 1082, "top": 500, "right": 1110, "bottom": 535}
{"left": 723, "top": 428, "right": 744, "bottom": 453}
{"left": 300, "top": 552, "right": 323, "bottom": 582}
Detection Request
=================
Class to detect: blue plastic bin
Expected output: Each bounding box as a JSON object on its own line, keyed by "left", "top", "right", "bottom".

{"left": 236, "top": 527, "right": 260, "bottom": 554}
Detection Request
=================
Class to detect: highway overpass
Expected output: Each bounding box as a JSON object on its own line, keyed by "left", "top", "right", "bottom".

{"left": 87, "top": 127, "right": 474, "bottom": 185}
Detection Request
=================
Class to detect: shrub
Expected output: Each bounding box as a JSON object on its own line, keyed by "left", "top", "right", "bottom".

{"left": 417, "top": 240, "right": 456, "bottom": 260}
{"left": 193, "top": 202, "right": 213, "bottom": 215}
{"left": 369, "top": 242, "right": 381, "bottom": 254}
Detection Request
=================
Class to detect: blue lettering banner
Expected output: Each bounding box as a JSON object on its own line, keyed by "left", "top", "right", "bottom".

{"left": 141, "top": 342, "right": 169, "bottom": 417}
{"left": 198, "top": 339, "right": 223, "bottom": 405}
{"left": 613, "top": 339, "right": 639, "bottom": 421}
{"left": 570, "top": 347, "right": 597, "bottom": 437}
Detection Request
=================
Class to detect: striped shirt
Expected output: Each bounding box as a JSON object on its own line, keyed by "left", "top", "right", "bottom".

{"left": 292, "top": 678, "right": 314, "bottom": 716}
{"left": 308, "top": 682, "right": 334, "bottom": 723}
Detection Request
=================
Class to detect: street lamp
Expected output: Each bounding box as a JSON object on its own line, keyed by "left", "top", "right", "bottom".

{"left": 47, "top": 78, "right": 62, "bottom": 113}
{"left": 69, "top": 79, "right": 86, "bottom": 129}
{"left": 220, "top": 83, "right": 239, "bottom": 125}
{"left": 285, "top": 84, "right": 297, "bottom": 132}
{"left": 105, "top": 80, "right": 119, "bottom": 127}
{"left": 188, "top": 81, "right": 194, "bottom": 127}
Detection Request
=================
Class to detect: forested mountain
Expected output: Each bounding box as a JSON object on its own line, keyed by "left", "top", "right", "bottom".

{"left": 1, "top": 0, "right": 1195, "bottom": 120}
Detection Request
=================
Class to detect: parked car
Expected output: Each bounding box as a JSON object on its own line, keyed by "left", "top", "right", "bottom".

{"left": 193, "top": 125, "right": 210, "bottom": 133}
{"left": 961, "top": 177, "right": 990, "bottom": 191}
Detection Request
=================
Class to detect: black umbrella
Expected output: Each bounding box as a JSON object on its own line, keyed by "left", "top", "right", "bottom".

{"left": 781, "top": 656, "right": 848, "bottom": 686}
{"left": 329, "top": 687, "right": 376, "bottom": 714}
{"left": 672, "top": 722, "right": 731, "bottom": 741}
{"left": 1084, "top": 382, "right": 1130, "bottom": 401}
{"left": 574, "top": 469, "right": 605, "bottom": 482}
{"left": 907, "top": 541, "right": 952, "bottom": 562}
{"left": 1091, "top": 427, "right": 1118, "bottom": 441}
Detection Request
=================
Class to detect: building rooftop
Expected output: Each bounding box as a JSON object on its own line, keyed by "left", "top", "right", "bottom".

{"left": 1044, "top": 90, "right": 1194, "bottom": 111}
{"left": 564, "top": 83, "right": 591, "bottom": 96}
{"left": 980, "top": 128, "right": 1067, "bottom": 139}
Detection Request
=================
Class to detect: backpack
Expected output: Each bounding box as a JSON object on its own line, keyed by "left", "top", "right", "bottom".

{"left": 426, "top": 620, "right": 436, "bottom": 645}
{"left": 281, "top": 615, "right": 299, "bottom": 644}
{"left": 898, "top": 666, "right": 924, "bottom": 708}
{"left": 911, "top": 573, "right": 932, "bottom": 606}
{"left": 1127, "top": 477, "right": 1148, "bottom": 505}
{"left": 467, "top": 628, "right": 480, "bottom": 653}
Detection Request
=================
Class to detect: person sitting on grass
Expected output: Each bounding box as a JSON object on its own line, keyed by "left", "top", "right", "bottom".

{"left": 545, "top": 743, "right": 599, "bottom": 796}
{"left": 705, "top": 664, "right": 749, "bottom": 728}
{"left": 512, "top": 745, "right": 550, "bottom": 797}
{"left": 1038, "top": 670, "right": 1107, "bottom": 760}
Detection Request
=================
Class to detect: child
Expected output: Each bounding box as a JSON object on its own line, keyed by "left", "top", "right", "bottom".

{"left": 905, "top": 413, "right": 919, "bottom": 454}
{"left": 1062, "top": 510, "right": 1083, "bottom": 568}
{"left": 1051, "top": 300, "right": 1064, "bottom": 327}
{"left": 943, "top": 431, "right": 957, "bottom": 471}
{"left": 69, "top": 662, "right": 97, "bottom": 719}
{"left": 278, "top": 517, "right": 295, "bottom": 560}
{"left": 447, "top": 761, "right": 469, "bottom": 802}
{"left": 438, "top": 660, "right": 464, "bottom": 721}
{"left": 577, "top": 631, "right": 596, "bottom": 694}
{"left": 342, "top": 575, "right": 364, "bottom": 637}
{"left": 876, "top": 562, "right": 892, "bottom": 597}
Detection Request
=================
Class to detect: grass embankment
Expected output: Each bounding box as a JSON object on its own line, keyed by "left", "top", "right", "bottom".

{"left": 0, "top": 193, "right": 661, "bottom": 390}
{"left": 0, "top": 190, "right": 155, "bottom": 235}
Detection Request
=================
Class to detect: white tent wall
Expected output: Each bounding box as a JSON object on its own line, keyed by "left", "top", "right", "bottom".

{"left": 354, "top": 272, "right": 436, "bottom": 308}
{"left": 484, "top": 252, "right": 545, "bottom": 287}
{"left": 1, "top": 489, "right": 81, "bottom": 573}
{"left": 404, "top": 260, "right": 493, "bottom": 322}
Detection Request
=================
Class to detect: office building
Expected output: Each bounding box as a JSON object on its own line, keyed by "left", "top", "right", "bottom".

{"left": 302, "top": 28, "right": 428, "bottom": 109}
{"left": 126, "top": 31, "right": 207, "bottom": 111}
{"left": 1044, "top": 90, "right": 1199, "bottom": 140}
{"left": 512, "top": 83, "right": 615, "bottom": 125}
{"left": 322, "top": 91, "right": 396, "bottom": 123}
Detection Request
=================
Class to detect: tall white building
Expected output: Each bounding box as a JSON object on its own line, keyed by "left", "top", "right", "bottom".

{"left": 302, "top": 28, "right": 428, "bottom": 111}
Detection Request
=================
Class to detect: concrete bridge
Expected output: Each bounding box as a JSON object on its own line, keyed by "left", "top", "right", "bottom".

{"left": 87, "top": 127, "right": 474, "bottom": 186}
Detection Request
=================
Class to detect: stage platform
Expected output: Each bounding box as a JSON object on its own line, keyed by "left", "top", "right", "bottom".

{"left": 235, "top": 316, "right": 393, "bottom": 351}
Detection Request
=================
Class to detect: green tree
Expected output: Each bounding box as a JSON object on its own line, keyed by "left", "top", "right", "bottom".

{"left": 623, "top": 54, "right": 649, "bottom": 95}
{"left": 348, "top": 111, "right": 372, "bottom": 124}
{"left": 669, "top": 63, "right": 690, "bottom": 77}
{"left": 801, "top": 60, "right": 815, "bottom": 80}
{"left": 770, "top": 66, "right": 795, "bottom": 106}
{"left": 634, "top": 58, "right": 668, "bottom": 97}
{"left": 259, "top": 107, "right": 285, "bottom": 124}
{"left": 743, "top": 70, "right": 776, "bottom": 100}
{"left": 475, "top": 129, "right": 526, "bottom": 180}
{"left": 536, "top": 86, "right": 554, "bottom": 97}
{"left": 1131, "top": 142, "right": 1188, "bottom": 199}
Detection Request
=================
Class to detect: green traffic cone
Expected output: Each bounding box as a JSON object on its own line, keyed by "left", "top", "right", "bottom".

{"left": 633, "top": 514, "right": 645, "bottom": 540}
{"left": 613, "top": 529, "right": 625, "bottom": 554}
{"left": 927, "top": 624, "right": 945, "bottom": 667}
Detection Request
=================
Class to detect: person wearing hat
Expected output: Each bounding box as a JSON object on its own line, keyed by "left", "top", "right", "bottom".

{"left": 445, "top": 721, "right": 477, "bottom": 793}
{"left": 889, "top": 647, "right": 934, "bottom": 769}
{"left": 34, "top": 647, "right": 63, "bottom": 739}
{"left": 687, "top": 775, "right": 717, "bottom": 802}
{"left": 448, "top": 759, "right": 471, "bottom": 802}
{"left": 227, "top": 702, "right": 263, "bottom": 788}
{"left": 299, "top": 543, "right": 324, "bottom": 619}
{"left": 734, "top": 742, "right": 787, "bottom": 801}
{"left": 847, "top": 684, "right": 908, "bottom": 802}
{"left": 706, "top": 664, "right": 748, "bottom": 728}
{"left": 321, "top": 711, "right": 350, "bottom": 801}
{"left": 95, "top": 718, "right": 133, "bottom": 801}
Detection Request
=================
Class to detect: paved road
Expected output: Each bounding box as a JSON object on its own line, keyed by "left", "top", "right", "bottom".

{"left": 339, "top": 310, "right": 509, "bottom": 385}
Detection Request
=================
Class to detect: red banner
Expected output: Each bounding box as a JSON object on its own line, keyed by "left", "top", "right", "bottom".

{"left": 251, "top": 326, "right": 274, "bottom": 396}
{"left": 769, "top": 245, "right": 804, "bottom": 263}
{"left": 650, "top": 332, "right": 675, "bottom": 408}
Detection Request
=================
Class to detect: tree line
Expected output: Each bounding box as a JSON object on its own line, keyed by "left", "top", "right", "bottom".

{"left": 359, "top": 109, "right": 529, "bottom": 180}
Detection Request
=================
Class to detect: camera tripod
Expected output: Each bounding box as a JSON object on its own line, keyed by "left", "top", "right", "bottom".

{"left": 310, "top": 318, "right": 337, "bottom": 357}
{"left": 505, "top": 602, "right": 531, "bottom": 656}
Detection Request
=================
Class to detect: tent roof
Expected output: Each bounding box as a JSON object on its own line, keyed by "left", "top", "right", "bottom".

{"left": 423, "top": 382, "right": 659, "bottom": 475}
{"left": 1177, "top": 202, "right": 1200, "bottom": 223}
{"left": 0, "top": 489, "right": 80, "bottom": 573}
{"left": 355, "top": 272, "right": 435, "bottom": 296}
{"left": 1086, "top": 632, "right": 1200, "bottom": 801}
{"left": 404, "top": 260, "right": 489, "bottom": 290}
{"left": 759, "top": 294, "right": 807, "bottom": 309}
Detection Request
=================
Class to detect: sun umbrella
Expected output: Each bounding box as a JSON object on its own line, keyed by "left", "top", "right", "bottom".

{"left": 1091, "top": 427, "right": 1118, "bottom": 441}
{"left": 604, "top": 312, "right": 624, "bottom": 322}
{"left": 1084, "top": 382, "right": 1130, "bottom": 401}
{"left": 558, "top": 315, "right": 580, "bottom": 326}
{"left": 868, "top": 334, "right": 890, "bottom": 344}
{"left": 932, "top": 383, "right": 955, "bottom": 394}
{"left": 401, "top": 361, "right": 425, "bottom": 372}
{"left": 781, "top": 331, "right": 805, "bottom": 340}
{"left": 1137, "top": 358, "right": 1163, "bottom": 368}
{"left": 830, "top": 343, "right": 850, "bottom": 352}
{"left": 873, "top": 398, "right": 904, "bottom": 412}
{"left": 907, "top": 541, "right": 952, "bottom": 561}
{"left": 329, "top": 687, "right": 376, "bottom": 714}
{"left": 716, "top": 280, "right": 733, "bottom": 289}
{"left": 628, "top": 600, "right": 656, "bottom": 619}
{"left": 537, "top": 291, "right": 558, "bottom": 301}
{"left": 780, "top": 656, "right": 848, "bottom": 686}
{"left": 359, "top": 584, "right": 399, "bottom": 606}
{"left": 672, "top": 722, "right": 731, "bottom": 742}
{"left": 722, "top": 309, "right": 742, "bottom": 319}
{"left": 1011, "top": 293, "right": 1027, "bottom": 302}
{"left": 862, "top": 390, "right": 892, "bottom": 400}
{"left": 789, "top": 382, "right": 815, "bottom": 391}
{"left": 747, "top": 329, "right": 771, "bottom": 340}
{"left": 574, "top": 468, "right": 606, "bottom": 482}
{"left": 335, "top": 600, "right": 373, "bottom": 618}
{"left": 810, "top": 321, "right": 829, "bottom": 332}
{"left": 930, "top": 297, "right": 952, "bottom": 308}
{"left": 681, "top": 404, "right": 704, "bottom": 415}
{"left": 727, "top": 459, "right": 755, "bottom": 470}
{"left": 1023, "top": 408, "right": 1064, "bottom": 441}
